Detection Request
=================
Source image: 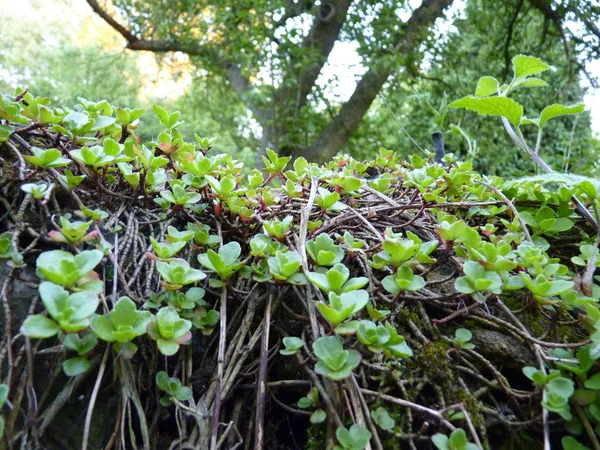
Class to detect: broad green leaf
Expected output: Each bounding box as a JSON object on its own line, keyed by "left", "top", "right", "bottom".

{"left": 449, "top": 96, "right": 523, "bottom": 126}
{"left": 20, "top": 315, "right": 59, "bottom": 338}
{"left": 512, "top": 55, "right": 554, "bottom": 78}
{"left": 539, "top": 103, "right": 585, "bottom": 128}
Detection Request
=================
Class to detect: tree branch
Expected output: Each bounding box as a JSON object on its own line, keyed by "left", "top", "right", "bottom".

{"left": 275, "top": 0, "right": 353, "bottom": 111}
{"left": 86, "top": 0, "right": 267, "bottom": 124}
{"left": 303, "top": 0, "right": 454, "bottom": 162}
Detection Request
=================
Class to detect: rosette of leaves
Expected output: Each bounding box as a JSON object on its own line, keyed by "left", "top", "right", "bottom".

{"left": 188, "top": 223, "right": 221, "bottom": 248}
{"left": 62, "top": 332, "right": 98, "bottom": 376}
{"left": 90, "top": 296, "right": 153, "bottom": 356}
{"left": 48, "top": 216, "right": 95, "bottom": 245}
{"left": 197, "top": 241, "right": 244, "bottom": 283}
{"left": 159, "top": 183, "right": 202, "bottom": 206}
{"left": 267, "top": 251, "right": 305, "bottom": 284}
{"left": 382, "top": 323, "right": 413, "bottom": 359}
{"left": 249, "top": 234, "right": 286, "bottom": 258}
{"left": 316, "top": 290, "right": 369, "bottom": 327}
{"left": 147, "top": 306, "right": 192, "bottom": 356}
{"left": 21, "top": 182, "right": 49, "bottom": 200}
{"left": 371, "top": 229, "right": 437, "bottom": 269}
{"left": 23, "top": 146, "right": 71, "bottom": 169}
{"left": 382, "top": 264, "right": 425, "bottom": 294}
{"left": 156, "top": 258, "right": 207, "bottom": 290}
{"left": 36, "top": 249, "right": 103, "bottom": 290}
{"left": 454, "top": 261, "right": 502, "bottom": 302}
{"left": 313, "top": 336, "right": 361, "bottom": 381}
{"left": 205, "top": 174, "right": 237, "bottom": 198}
{"left": 466, "top": 241, "right": 517, "bottom": 271}
{"left": 262, "top": 148, "right": 290, "bottom": 173}
{"left": 520, "top": 206, "right": 574, "bottom": 236}
{"left": 432, "top": 428, "right": 479, "bottom": 450}
{"left": 334, "top": 424, "right": 372, "bottom": 450}
{"left": 156, "top": 371, "right": 192, "bottom": 406}
{"left": 297, "top": 387, "right": 326, "bottom": 424}
{"left": 356, "top": 320, "right": 390, "bottom": 353}
{"left": 150, "top": 237, "right": 187, "bottom": 259}
{"left": 185, "top": 307, "right": 219, "bottom": 334}
{"left": 70, "top": 138, "right": 131, "bottom": 168}
{"left": 519, "top": 272, "right": 575, "bottom": 304}
{"left": 165, "top": 226, "right": 195, "bottom": 243}
{"left": 306, "top": 233, "right": 345, "bottom": 266}
{"left": 315, "top": 187, "right": 345, "bottom": 212}
{"left": 263, "top": 215, "right": 293, "bottom": 240}
{"left": 20, "top": 282, "right": 99, "bottom": 338}
{"left": 306, "top": 264, "right": 368, "bottom": 294}
{"left": 147, "top": 287, "right": 207, "bottom": 311}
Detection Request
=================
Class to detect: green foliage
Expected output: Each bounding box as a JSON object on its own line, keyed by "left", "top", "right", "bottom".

{"left": 147, "top": 307, "right": 192, "bottom": 355}
{"left": 306, "top": 264, "right": 368, "bottom": 294}
{"left": 280, "top": 337, "right": 304, "bottom": 356}
{"left": 20, "top": 282, "right": 98, "bottom": 337}
{"left": 156, "top": 371, "right": 192, "bottom": 406}
{"left": 36, "top": 249, "right": 103, "bottom": 289}
{"left": 306, "top": 234, "right": 345, "bottom": 267}
{"left": 432, "top": 428, "right": 479, "bottom": 450}
{"left": 91, "top": 297, "right": 152, "bottom": 349}
{"left": 313, "top": 336, "right": 362, "bottom": 381}
{"left": 197, "top": 242, "right": 243, "bottom": 281}
{"left": 334, "top": 424, "right": 372, "bottom": 450}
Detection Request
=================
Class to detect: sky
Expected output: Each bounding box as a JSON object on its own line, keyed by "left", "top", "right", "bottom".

{"left": 1, "top": 0, "right": 599, "bottom": 133}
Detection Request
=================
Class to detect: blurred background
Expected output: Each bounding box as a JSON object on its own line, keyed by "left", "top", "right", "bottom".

{"left": 1, "top": 0, "right": 599, "bottom": 176}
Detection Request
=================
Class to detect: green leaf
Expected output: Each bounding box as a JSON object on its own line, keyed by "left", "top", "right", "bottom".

{"left": 310, "top": 409, "right": 327, "bottom": 424}
{"left": 432, "top": 433, "right": 450, "bottom": 450}
{"left": 475, "top": 76, "right": 499, "bottom": 97}
{"left": 20, "top": 315, "right": 59, "bottom": 338}
{"left": 512, "top": 55, "right": 554, "bottom": 78}
{"left": 63, "top": 357, "right": 90, "bottom": 376}
{"left": 157, "top": 339, "right": 180, "bottom": 356}
{"left": 449, "top": 96, "right": 523, "bottom": 127}
{"left": 449, "top": 428, "right": 468, "bottom": 449}
{"left": 539, "top": 103, "right": 585, "bottom": 128}
{"left": 584, "top": 373, "right": 600, "bottom": 390}
{"left": 371, "top": 406, "right": 395, "bottom": 431}
{"left": 518, "top": 78, "right": 548, "bottom": 88}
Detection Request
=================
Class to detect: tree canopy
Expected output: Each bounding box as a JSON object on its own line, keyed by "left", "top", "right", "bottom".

{"left": 85, "top": 0, "right": 600, "bottom": 170}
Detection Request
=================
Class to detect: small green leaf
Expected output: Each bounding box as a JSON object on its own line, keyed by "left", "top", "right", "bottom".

{"left": 475, "top": 76, "right": 499, "bottom": 97}
{"left": 63, "top": 357, "right": 90, "bottom": 376}
{"left": 512, "top": 55, "right": 554, "bottom": 78}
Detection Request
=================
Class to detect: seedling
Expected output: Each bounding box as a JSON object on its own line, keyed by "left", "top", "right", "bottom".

{"left": 306, "top": 263, "right": 368, "bottom": 294}
{"left": 156, "top": 371, "right": 192, "bottom": 406}
{"left": 147, "top": 306, "right": 192, "bottom": 356}
{"left": 20, "top": 282, "right": 99, "bottom": 337}
{"left": 313, "top": 336, "right": 361, "bottom": 381}
{"left": 306, "top": 233, "right": 345, "bottom": 266}
{"left": 334, "top": 424, "right": 372, "bottom": 450}
{"left": 280, "top": 336, "right": 304, "bottom": 356}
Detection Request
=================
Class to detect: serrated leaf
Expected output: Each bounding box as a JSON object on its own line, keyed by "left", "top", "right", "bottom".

{"left": 539, "top": 103, "right": 585, "bottom": 128}
{"left": 512, "top": 55, "right": 554, "bottom": 78}
{"left": 449, "top": 96, "right": 523, "bottom": 126}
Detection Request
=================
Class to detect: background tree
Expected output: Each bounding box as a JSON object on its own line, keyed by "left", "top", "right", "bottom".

{"left": 86, "top": 0, "right": 600, "bottom": 169}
